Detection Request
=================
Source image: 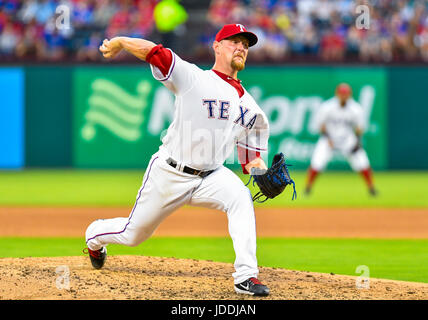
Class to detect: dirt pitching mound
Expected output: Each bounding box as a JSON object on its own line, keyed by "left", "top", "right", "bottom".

{"left": 1, "top": 256, "right": 428, "bottom": 300}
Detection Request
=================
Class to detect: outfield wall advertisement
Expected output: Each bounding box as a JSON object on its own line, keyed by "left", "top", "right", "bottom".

{"left": 2, "top": 65, "right": 425, "bottom": 170}
{"left": 0, "top": 68, "right": 24, "bottom": 169}
{"left": 73, "top": 67, "right": 387, "bottom": 170}
{"left": 388, "top": 68, "right": 428, "bottom": 169}
{"left": 240, "top": 67, "right": 387, "bottom": 170}
{"left": 25, "top": 67, "right": 72, "bottom": 167}
{"left": 73, "top": 68, "right": 162, "bottom": 168}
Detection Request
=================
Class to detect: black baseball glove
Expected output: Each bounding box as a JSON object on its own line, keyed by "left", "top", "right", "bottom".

{"left": 247, "top": 153, "right": 297, "bottom": 203}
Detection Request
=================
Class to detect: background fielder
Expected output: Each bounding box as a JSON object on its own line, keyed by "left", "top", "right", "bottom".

{"left": 305, "top": 83, "right": 378, "bottom": 196}
{"left": 84, "top": 24, "right": 272, "bottom": 297}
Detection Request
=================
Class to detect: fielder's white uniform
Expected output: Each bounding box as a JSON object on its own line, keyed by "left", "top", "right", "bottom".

{"left": 311, "top": 96, "right": 370, "bottom": 172}
{"left": 86, "top": 47, "right": 269, "bottom": 284}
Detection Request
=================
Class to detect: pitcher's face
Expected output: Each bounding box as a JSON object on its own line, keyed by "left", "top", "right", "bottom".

{"left": 214, "top": 35, "right": 249, "bottom": 71}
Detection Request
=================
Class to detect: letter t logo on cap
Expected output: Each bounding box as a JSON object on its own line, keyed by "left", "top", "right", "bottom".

{"left": 236, "top": 24, "right": 245, "bottom": 32}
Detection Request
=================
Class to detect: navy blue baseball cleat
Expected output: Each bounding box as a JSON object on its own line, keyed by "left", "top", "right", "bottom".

{"left": 234, "top": 277, "right": 270, "bottom": 296}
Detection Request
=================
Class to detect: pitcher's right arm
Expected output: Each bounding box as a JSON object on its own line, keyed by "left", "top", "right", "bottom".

{"left": 99, "top": 37, "right": 156, "bottom": 61}
{"left": 100, "top": 37, "right": 198, "bottom": 95}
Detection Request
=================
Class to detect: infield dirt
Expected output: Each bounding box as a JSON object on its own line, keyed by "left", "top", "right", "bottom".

{"left": 1, "top": 206, "right": 428, "bottom": 300}
{"left": 2, "top": 255, "right": 428, "bottom": 300}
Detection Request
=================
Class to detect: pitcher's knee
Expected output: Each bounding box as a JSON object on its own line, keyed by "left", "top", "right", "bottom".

{"left": 121, "top": 228, "right": 153, "bottom": 247}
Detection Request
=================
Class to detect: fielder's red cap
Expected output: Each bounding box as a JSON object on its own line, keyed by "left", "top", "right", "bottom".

{"left": 215, "top": 24, "right": 258, "bottom": 47}
{"left": 336, "top": 83, "right": 352, "bottom": 95}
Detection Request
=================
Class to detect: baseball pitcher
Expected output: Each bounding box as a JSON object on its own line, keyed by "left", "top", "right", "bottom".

{"left": 84, "top": 24, "right": 295, "bottom": 297}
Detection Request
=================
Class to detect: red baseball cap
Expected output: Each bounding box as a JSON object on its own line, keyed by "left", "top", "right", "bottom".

{"left": 336, "top": 83, "right": 352, "bottom": 96}
{"left": 215, "top": 24, "right": 258, "bottom": 47}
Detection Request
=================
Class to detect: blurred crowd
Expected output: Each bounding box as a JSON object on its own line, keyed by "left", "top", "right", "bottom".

{"left": 1, "top": 0, "right": 428, "bottom": 63}
{"left": 202, "top": 0, "right": 428, "bottom": 62}
{"left": 0, "top": 0, "right": 157, "bottom": 62}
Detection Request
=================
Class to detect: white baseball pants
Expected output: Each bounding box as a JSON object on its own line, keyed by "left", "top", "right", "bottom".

{"left": 311, "top": 137, "right": 370, "bottom": 172}
{"left": 85, "top": 150, "right": 259, "bottom": 284}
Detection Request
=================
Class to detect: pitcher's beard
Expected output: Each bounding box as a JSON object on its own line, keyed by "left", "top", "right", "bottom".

{"left": 231, "top": 58, "right": 245, "bottom": 71}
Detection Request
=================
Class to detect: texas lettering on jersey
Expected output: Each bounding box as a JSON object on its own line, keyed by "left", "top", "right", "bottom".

{"left": 203, "top": 99, "right": 258, "bottom": 130}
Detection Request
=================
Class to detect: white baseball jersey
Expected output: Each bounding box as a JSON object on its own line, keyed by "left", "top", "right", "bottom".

{"left": 315, "top": 96, "right": 365, "bottom": 154}
{"left": 150, "top": 50, "right": 269, "bottom": 170}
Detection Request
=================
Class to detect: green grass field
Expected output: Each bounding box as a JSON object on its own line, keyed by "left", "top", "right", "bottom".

{"left": 0, "top": 169, "right": 427, "bottom": 207}
{"left": 1, "top": 169, "right": 427, "bottom": 283}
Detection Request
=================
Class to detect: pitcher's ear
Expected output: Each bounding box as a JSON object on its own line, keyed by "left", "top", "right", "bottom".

{"left": 213, "top": 41, "right": 220, "bottom": 55}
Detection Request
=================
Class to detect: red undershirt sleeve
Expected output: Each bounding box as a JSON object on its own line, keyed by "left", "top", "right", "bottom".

{"left": 145, "top": 44, "right": 173, "bottom": 77}
{"left": 237, "top": 145, "right": 261, "bottom": 174}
